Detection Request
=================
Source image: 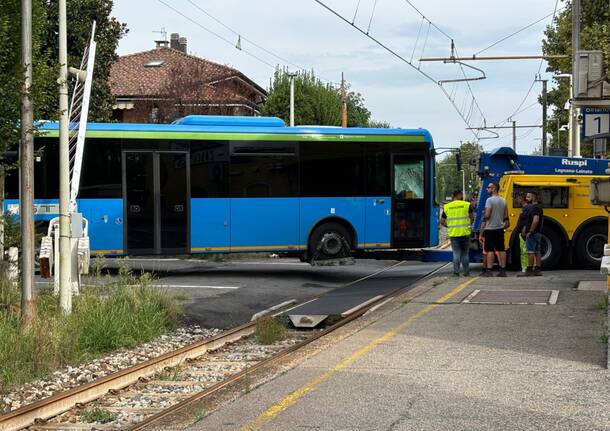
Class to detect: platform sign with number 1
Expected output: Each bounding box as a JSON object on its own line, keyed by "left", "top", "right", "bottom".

{"left": 582, "top": 107, "right": 610, "bottom": 138}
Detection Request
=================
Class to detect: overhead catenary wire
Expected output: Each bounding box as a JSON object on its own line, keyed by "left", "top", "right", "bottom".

{"left": 312, "top": 0, "right": 487, "bottom": 140}
{"left": 158, "top": 0, "right": 339, "bottom": 86}
{"left": 494, "top": 0, "right": 561, "bottom": 127}
{"left": 474, "top": 7, "right": 565, "bottom": 57}
{"left": 156, "top": 0, "right": 276, "bottom": 69}
{"left": 367, "top": 0, "right": 379, "bottom": 34}
{"left": 184, "top": 0, "right": 309, "bottom": 74}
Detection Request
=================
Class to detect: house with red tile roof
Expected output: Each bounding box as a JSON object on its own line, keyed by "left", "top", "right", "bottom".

{"left": 109, "top": 33, "right": 267, "bottom": 123}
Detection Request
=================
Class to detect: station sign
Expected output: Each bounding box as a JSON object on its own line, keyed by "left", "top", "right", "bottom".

{"left": 582, "top": 107, "right": 610, "bottom": 138}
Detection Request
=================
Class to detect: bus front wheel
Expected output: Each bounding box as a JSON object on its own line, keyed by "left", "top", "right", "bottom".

{"left": 308, "top": 223, "right": 352, "bottom": 261}
{"left": 575, "top": 224, "right": 607, "bottom": 269}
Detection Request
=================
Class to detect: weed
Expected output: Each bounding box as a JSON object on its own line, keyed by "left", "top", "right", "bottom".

{"left": 81, "top": 406, "right": 117, "bottom": 423}
{"left": 194, "top": 407, "right": 208, "bottom": 422}
{"left": 599, "top": 294, "right": 609, "bottom": 345}
{"left": 156, "top": 362, "right": 184, "bottom": 381}
{"left": 255, "top": 316, "right": 286, "bottom": 345}
{"left": 206, "top": 253, "right": 228, "bottom": 263}
{"left": 598, "top": 295, "right": 608, "bottom": 313}
{"left": 173, "top": 292, "right": 189, "bottom": 301}
{"left": 432, "top": 277, "right": 447, "bottom": 287}
{"left": 92, "top": 254, "right": 106, "bottom": 280}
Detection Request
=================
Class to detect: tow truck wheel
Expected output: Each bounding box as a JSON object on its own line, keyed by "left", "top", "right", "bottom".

{"left": 540, "top": 226, "right": 562, "bottom": 269}
{"left": 575, "top": 224, "right": 607, "bottom": 269}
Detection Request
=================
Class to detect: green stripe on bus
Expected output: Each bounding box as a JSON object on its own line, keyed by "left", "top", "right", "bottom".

{"left": 38, "top": 130, "right": 426, "bottom": 143}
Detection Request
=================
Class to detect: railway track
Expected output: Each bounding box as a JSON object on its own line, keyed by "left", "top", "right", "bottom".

{"left": 0, "top": 262, "right": 448, "bottom": 431}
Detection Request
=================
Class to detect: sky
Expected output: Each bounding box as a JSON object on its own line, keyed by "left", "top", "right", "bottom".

{"left": 111, "top": 0, "right": 563, "bottom": 154}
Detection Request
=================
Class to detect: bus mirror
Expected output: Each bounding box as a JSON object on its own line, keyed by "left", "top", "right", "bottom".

{"left": 589, "top": 177, "right": 610, "bottom": 205}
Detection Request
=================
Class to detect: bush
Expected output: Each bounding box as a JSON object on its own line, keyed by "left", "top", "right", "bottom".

{"left": 0, "top": 265, "right": 182, "bottom": 391}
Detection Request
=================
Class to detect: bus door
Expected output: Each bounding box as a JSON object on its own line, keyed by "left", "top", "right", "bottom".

{"left": 391, "top": 154, "right": 426, "bottom": 248}
{"left": 124, "top": 151, "right": 190, "bottom": 254}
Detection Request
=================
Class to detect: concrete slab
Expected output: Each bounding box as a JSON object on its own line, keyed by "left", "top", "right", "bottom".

{"left": 191, "top": 270, "right": 610, "bottom": 431}
{"left": 578, "top": 280, "right": 608, "bottom": 291}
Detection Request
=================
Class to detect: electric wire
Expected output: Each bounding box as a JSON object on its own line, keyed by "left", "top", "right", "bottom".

{"left": 352, "top": 0, "right": 363, "bottom": 24}
{"left": 156, "top": 0, "right": 276, "bottom": 69}
{"left": 312, "top": 0, "right": 487, "bottom": 140}
{"left": 367, "top": 0, "right": 379, "bottom": 34}
{"left": 184, "top": 0, "right": 309, "bottom": 73}
{"left": 494, "top": 0, "right": 560, "bottom": 127}
{"left": 474, "top": 8, "right": 564, "bottom": 56}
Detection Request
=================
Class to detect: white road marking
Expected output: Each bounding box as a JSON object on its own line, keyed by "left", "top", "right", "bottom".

{"left": 153, "top": 284, "right": 241, "bottom": 290}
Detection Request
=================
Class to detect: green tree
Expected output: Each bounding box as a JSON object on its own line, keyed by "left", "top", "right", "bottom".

{"left": 542, "top": 0, "right": 610, "bottom": 155}
{"left": 41, "top": 0, "right": 127, "bottom": 121}
{"left": 262, "top": 69, "right": 372, "bottom": 126}
{"left": 0, "top": 0, "right": 56, "bottom": 155}
{"left": 436, "top": 141, "right": 482, "bottom": 202}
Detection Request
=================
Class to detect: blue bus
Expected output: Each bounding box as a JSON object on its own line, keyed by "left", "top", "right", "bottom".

{"left": 4, "top": 116, "right": 438, "bottom": 263}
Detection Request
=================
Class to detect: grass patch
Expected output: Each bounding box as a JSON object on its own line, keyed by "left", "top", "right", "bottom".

{"left": 254, "top": 316, "right": 286, "bottom": 345}
{"left": 81, "top": 406, "right": 117, "bottom": 423}
{"left": 0, "top": 262, "right": 182, "bottom": 392}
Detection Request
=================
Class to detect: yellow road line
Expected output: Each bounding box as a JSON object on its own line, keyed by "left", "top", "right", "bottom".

{"left": 240, "top": 276, "right": 479, "bottom": 431}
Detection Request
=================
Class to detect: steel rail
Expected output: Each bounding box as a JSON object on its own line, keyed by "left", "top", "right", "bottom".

{"left": 127, "top": 262, "right": 450, "bottom": 431}
{"left": 0, "top": 322, "right": 257, "bottom": 431}
{"left": 0, "top": 261, "right": 448, "bottom": 431}
{"left": 0, "top": 261, "right": 407, "bottom": 431}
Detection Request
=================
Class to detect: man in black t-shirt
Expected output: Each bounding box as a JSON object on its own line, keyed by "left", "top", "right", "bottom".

{"left": 523, "top": 191, "right": 543, "bottom": 276}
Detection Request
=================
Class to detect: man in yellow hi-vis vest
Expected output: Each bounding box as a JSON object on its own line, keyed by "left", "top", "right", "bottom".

{"left": 441, "top": 190, "right": 474, "bottom": 276}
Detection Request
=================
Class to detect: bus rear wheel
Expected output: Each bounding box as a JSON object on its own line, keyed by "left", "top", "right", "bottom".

{"left": 575, "top": 224, "right": 607, "bottom": 269}
{"left": 308, "top": 223, "right": 352, "bottom": 261}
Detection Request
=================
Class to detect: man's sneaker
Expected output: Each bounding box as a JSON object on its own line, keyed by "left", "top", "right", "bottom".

{"left": 517, "top": 267, "right": 533, "bottom": 277}
{"left": 463, "top": 272, "right": 470, "bottom": 277}
{"left": 482, "top": 271, "right": 492, "bottom": 277}
{"left": 533, "top": 266, "right": 543, "bottom": 276}
{"left": 496, "top": 268, "right": 507, "bottom": 277}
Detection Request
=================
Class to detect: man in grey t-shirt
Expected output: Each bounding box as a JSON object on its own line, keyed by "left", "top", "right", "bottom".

{"left": 478, "top": 182, "right": 509, "bottom": 277}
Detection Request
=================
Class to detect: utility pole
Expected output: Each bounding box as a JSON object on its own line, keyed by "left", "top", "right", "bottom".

{"left": 58, "top": 0, "right": 72, "bottom": 314}
{"left": 571, "top": 0, "right": 581, "bottom": 157}
{"left": 536, "top": 78, "right": 548, "bottom": 155}
{"left": 21, "top": 0, "right": 36, "bottom": 326}
{"left": 288, "top": 72, "right": 296, "bottom": 127}
{"left": 341, "top": 72, "right": 347, "bottom": 128}
{"left": 512, "top": 120, "right": 517, "bottom": 151}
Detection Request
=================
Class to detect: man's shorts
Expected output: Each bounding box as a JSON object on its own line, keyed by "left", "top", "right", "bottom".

{"left": 483, "top": 229, "right": 505, "bottom": 252}
{"left": 526, "top": 232, "right": 542, "bottom": 254}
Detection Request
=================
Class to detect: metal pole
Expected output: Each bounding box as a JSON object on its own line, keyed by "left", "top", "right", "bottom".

{"left": 20, "top": 0, "right": 36, "bottom": 326}
{"left": 0, "top": 165, "right": 4, "bottom": 261}
{"left": 461, "top": 169, "right": 465, "bottom": 198}
{"left": 288, "top": 73, "right": 296, "bottom": 127}
{"left": 58, "top": 0, "right": 72, "bottom": 314}
{"left": 556, "top": 118, "right": 560, "bottom": 148}
{"left": 572, "top": 0, "right": 580, "bottom": 157}
{"left": 341, "top": 72, "right": 347, "bottom": 128}
{"left": 541, "top": 80, "right": 548, "bottom": 155}
{"left": 512, "top": 120, "right": 517, "bottom": 151}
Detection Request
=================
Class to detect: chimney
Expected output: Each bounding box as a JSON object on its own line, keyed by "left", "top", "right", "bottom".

{"left": 170, "top": 33, "right": 180, "bottom": 50}
{"left": 179, "top": 37, "right": 187, "bottom": 53}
